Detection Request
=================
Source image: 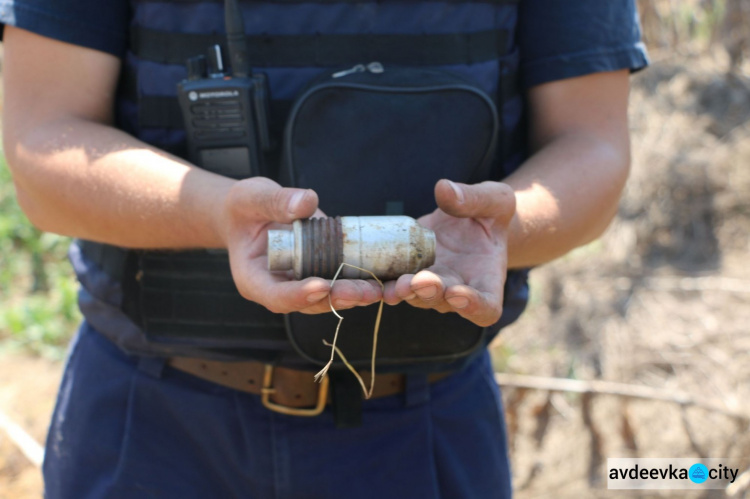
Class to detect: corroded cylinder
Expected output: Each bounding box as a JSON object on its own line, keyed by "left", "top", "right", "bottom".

{"left": 268, "top": 216, "right": 436, "bottom": 280}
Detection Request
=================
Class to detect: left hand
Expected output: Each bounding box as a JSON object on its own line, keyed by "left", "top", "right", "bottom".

{"left": 383, "top": 179, "right": 516, "bottom": 327}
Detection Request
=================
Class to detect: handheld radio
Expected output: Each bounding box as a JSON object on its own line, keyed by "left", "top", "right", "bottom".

{"left": 177, "top": 0, "right": 271, "bottom": 178}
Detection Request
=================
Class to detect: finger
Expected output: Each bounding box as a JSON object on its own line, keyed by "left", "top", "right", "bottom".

{"left": 239, "top": 268, "right": 333, "bottom": 314}
{"left": 409, "top": 270, "right": 447, "bottom": 302}
{"left": 390, "top": 273, "right": 438, "bottom": 309}
{"left": 444, "top": 284, "right": 504, "bottom": 327}
{"left": 228, "top": 237, "right": 326, "bottom": 314}
{"left": 247, "top": 275, "right": 381, "bottom": 315}
{"left": 434, "top": 179, "right": 515, "bottom": 224}
{"left": 299, "top": 280, "right": 383, "bottom": 314}
{"left": 401, "top": 296, "right": 451, "bottom": 312}
{"left": 328, "top": 279, "right": 382, "bottom": 309}
{"left": 392, "top": 273, "right": 417, "bottom": 301}
{"left": 394, "top": 268, "right": 462, "bottom": 307}
{"left": 383, "top": 280, "right": 404, "bottom": 305}
{"left": 229, "top": 177, "right": 319, "bottom": 224}
{"left": 235, "top": 238, "right": 383, "bottom": 313}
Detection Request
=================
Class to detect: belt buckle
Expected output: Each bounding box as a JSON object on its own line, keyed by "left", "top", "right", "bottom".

{"left": 261, "top": 364, "right": 329, "bottom": 417}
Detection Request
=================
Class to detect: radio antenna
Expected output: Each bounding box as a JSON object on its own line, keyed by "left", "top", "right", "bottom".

{"left": 225, "top": 0, "right": 250, "bottom": 78}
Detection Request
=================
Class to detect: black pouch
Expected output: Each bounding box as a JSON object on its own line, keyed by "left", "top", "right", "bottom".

{"left": 281, "top": 63, "right": 500, "bottom": 371}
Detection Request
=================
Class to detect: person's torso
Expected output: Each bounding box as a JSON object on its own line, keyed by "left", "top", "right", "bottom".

{"left": 74, "top": 0, "right": 530, "bottom": 369}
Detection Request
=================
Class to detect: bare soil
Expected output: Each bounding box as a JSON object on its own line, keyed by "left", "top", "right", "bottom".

{"left": 494, "top": 50, "right": 750, "bottom": 498}
{"left": 0, "top": 354, "right": 61, "bottom": 499}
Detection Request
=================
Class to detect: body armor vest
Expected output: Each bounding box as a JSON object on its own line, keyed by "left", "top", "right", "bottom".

{"left": 79, "top": 0, "right": 530, "bottom": 371}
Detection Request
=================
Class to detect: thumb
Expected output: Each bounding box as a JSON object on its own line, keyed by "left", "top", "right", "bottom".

{"left": 435, "top": 179, "right": 516, "bottom": 223}
{"left": 230, "top": 177, "right": 319, "bottom": 224}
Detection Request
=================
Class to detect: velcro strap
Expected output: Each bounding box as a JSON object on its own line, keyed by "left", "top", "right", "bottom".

{"left": 78, "top": 241, "right": 288, "bottom": 347}
{"left": 131, "top": 27, "right": 512, "bottom": 67}
{"left": 137, "top": 250, "right": 287, "bottom": 345}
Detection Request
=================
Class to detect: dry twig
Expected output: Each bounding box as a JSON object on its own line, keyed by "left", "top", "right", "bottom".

{"left": 532, "top": 394, "right": 554, "bottom": 449}
{"left": 505, "top": 388, "right": 527, "bottom": 452}
{"left": 494, "top": 372, "right": 748, "bottom": 420}
{"left": 0, "top": 407, "right": 44, "bottom": 467}
{"left": 581, "top": 393, "right": 604, "bottom": 486}
{"left": 620, "top": 400, "right": 639, "bottom": 453}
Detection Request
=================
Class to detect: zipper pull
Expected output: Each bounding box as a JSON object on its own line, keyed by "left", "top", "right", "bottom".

{"left": 332, "top": 62, "right": 384, "bottom": 78}
{"left": 366, "top": 62, "right": 384, "bottom": 74}
{"left": 332, "top": 64, "right": 366, "bottom": 78}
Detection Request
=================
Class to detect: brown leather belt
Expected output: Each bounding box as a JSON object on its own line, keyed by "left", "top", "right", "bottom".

{"left": 168, "top": 357, "right": 452, "bottom": 417}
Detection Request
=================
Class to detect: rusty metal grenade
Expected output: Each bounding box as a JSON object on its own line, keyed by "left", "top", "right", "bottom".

{"left": 267, "top": 216, "right": 436, "bottom": 280}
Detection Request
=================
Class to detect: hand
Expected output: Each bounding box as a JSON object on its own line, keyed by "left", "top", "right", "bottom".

{"left": 219, "top": 177, "right": 382, "bottom": 314}
{"left": 384, "top": 179, "right": 516, "bottom": 327}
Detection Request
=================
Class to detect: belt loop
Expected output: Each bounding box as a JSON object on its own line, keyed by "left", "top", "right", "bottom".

{"left": 137, "top": 356, "right": 166, "bottom": 379}
{"left": 404, "top": 374, "right": 430, "bottom": 407}
{"left": 330, "top": 371, "right": 363, "bottom": 429}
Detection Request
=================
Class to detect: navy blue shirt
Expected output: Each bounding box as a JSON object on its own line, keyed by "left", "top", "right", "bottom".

{"left": 0, "top": 0, "right": 648, "bottom": 89}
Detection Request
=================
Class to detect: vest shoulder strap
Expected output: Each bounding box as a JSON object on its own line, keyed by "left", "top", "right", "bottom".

{"left": 131, "top": 26, "right": 513, "bottom": 67}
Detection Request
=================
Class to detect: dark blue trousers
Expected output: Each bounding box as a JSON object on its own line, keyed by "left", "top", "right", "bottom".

{"left": 43, "top": 323, "right": 512, "bottom": 498}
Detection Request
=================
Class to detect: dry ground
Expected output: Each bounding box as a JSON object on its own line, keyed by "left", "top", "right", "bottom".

{"left": 1, "top": 51, "right": 749, "bottom": 498}
{"left": 495, "top": 50, "right": 750, "bottom": 498}
{"left": 0, "top": 355, "right": 61, "bottom": 498}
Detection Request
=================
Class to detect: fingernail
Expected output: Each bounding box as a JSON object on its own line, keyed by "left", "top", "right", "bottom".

{"left": 404, "top": 293, "right": 417, "bottom": 300}
{"left": 447, "top": 296, "right": 470, "bottom": 309}
{"left": 306, "top": 291, "right": 329, "bottom": 303}
{"left": 447, "top": 180, "right": 464, "bottom": 204}
{"left": 288, "top": 190, "right": 306, "bottom": 216}
{"left": 414, "top": 286, "right": 437, "bottom": 300}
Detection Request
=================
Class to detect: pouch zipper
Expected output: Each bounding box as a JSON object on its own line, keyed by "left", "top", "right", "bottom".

{"left": 331, "top": 62, "right": 384, "bottom": 79}
{"left": 285, "top": 65, "right": 499, "bottom": 188}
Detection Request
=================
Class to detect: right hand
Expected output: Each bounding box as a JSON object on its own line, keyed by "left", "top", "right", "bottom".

{"left": 219, "top": 177, "right": 382, "bottom": 314}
